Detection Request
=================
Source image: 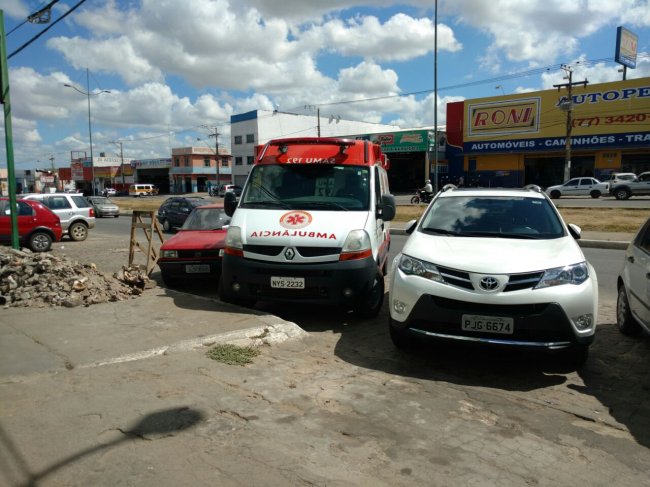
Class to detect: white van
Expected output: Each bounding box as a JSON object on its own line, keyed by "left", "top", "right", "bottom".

{"left": 220, "top": 137, "right": 396, "bottom": 318}
{"left": 129, "top": 184, "right": 159, "bottom": 197}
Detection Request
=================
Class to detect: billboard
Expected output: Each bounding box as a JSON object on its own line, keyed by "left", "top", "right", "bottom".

{"left": 455, "top": 77, "right": 650, "bottom": 154}
{"left": 616, "top": 26, "right": 638, "bottom": 69}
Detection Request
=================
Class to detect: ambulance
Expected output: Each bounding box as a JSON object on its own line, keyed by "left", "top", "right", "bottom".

{"left": 220, "top": 137, "right": 396, "bottom": 318}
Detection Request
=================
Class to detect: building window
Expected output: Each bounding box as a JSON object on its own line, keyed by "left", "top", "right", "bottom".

{"left": 234, "top": 135, "right": 242, "bottom": 145}
{"left": 247, "top": 156, "right": 254, "bottom": 165}
{"left": 246, "top": 133, "right": 254, "bottom": 143}
{"left": 174, "top": 157, "right": 180, "bottom": 167}
{"left": 220, "top": 158, "right": 228, "bottom": 167}
{"left": 204, "top": 158, "right": 210, "bottom": 167}
{"left": 184, "top": 156, "right": 190, "bottom": 167}
{"left": 235, "top": 157, "right": 243, "bottom": 166}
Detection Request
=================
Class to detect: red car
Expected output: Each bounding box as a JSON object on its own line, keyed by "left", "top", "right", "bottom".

{"left": 158, "top": 203, "right": 230, "bottom": 287}
{"left": 0, "top": 198, "right": 63, "bottom": 252}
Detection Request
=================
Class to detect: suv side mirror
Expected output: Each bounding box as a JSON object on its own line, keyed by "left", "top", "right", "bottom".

{"left": 224, "top": 191, "right": 237, "bottom": 217}
{"left": 377, "top": 194, "right": 396, "bottom": 221}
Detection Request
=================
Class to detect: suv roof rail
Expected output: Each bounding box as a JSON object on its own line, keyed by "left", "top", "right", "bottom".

{"left": 523, "top": 184, "right": 543, "bottom": 193}
{"left": 441, "top": 184, "right": 457, "bottom": 193}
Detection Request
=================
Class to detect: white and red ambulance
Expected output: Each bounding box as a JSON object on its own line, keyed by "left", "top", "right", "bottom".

{"left": 220, "top": 137, "right": 396, "bottom": 318}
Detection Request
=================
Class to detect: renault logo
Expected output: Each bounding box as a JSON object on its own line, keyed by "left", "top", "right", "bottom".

{"left": 479, "top": 276, "right": 499, "bottom": 291}
{"left": 284, "top": 248, "right": 295, "bottom": 260}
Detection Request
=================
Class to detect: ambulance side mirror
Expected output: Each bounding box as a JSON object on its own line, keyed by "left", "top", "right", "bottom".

{"left": 378, "top": 194, "right": 396, "bottom": 221}
{"left": 224, "top": 191, "right": 237, "bottom": 217}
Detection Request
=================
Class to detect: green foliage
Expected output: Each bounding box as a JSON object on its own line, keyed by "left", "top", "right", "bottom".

{"left": 206, "top": 343, "right": 260, "bottom": 365}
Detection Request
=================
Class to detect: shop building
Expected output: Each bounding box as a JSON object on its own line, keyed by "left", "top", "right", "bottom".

{"left": 446, "top": 77, "right": 650, "bottom": 188}
{"left": 170, "top": 147, "right": 231, "bottom": 194}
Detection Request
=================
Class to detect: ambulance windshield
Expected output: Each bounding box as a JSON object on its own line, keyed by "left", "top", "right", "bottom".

{"left": 240, "top": 164, "right": 370, "bottom": 211}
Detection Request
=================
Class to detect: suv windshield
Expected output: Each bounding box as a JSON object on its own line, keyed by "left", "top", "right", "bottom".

{"left": 419, "top": 195, "right": 564, "bottom": 239}
{"left": 240, "top": 164, "right": 370, "bottom": 211}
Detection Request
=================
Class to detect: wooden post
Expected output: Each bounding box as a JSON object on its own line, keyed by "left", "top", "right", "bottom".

{"left": 129, "top": 210, "right": 165, "bottom": 275}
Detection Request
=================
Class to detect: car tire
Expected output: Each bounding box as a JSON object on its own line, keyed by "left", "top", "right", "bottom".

{"left": 161, "top": 219, "right": 171, "bottom": 233}
{"left": 28, "top": 231, "right": 53, "bottom": 252}
{"left": 354, "top": 271, "right": 385, "bottom": 319}
{"left": 590, "top": 190, "right": 601, "bottom": 198}
{"left": 614, "top": 188, "right": 631, "bottom": 200}
{"left": 389, "top": 319, "right": 415, "bottom": 350}
{"left": 68, "top": 222, "right": 88, "bottom": 241}
{"left": 616, "top": 284, "right": 642, "bottom": 336}
{"left": 550, "top": 190, "right": 561, "bottom": 199}
{"left": 218, "top": 276, "right": 256, "bottom": 308}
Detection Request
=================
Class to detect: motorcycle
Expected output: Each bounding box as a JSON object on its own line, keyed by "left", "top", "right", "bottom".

{"left": 410, "top": 189, "right": 433, "bottom": 205}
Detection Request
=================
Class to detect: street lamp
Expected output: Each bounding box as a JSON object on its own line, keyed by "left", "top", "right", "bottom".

{"left": 64, "top": 68, "right": 110, "bottom": 195}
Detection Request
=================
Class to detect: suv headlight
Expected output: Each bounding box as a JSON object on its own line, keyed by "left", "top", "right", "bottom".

{"left": 535, "top": 262, "right": 589, "bottom": 289}
{"left": 398, "top": 254, "right": 444, "bottom": 283}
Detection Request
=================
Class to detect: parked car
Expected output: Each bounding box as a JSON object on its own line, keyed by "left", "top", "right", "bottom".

{"left": 218, "top": 184, "right": 242, "bottom": 197}
{"left": 606, "top": 172, "right": 638, "bottom": 185}
{"left": 545, "top": 177, "right": 609, "bottom": 199}
{"left": 86, "top": 196, "right": 120, "bottom": 218}
{"left": 0, "top": 198, "right": 63, "bottom": 252}
{"left": 616, "top": 217, "right": 650, "bottom": 337}
{"left": 158, "top": 204, "right": 230, "bottom": 287}
{"left": 22, "top": 193, "right": 95, "bottom": 241}
{"left": 609, "top": 171, "right": 650, "bottom": 200}
{"left": 128, "top": 183, "right": 159, "bottom": 197}
{"left": 388, "top": 185, "right": 598, "bottom": 366}
{"left": 102, "top": 188, "right": 117, "bottom": 197}
{"left": 156, "top": 196, "right": 207, "bottom": 233}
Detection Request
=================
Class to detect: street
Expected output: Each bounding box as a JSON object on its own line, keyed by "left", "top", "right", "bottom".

{"left": 1, "top": 212, "right": 648, "bottom": 486}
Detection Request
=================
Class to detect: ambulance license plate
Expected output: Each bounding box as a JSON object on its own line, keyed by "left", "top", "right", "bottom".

{"left": 270, "top": 276, "right": 305, "bottom": 289}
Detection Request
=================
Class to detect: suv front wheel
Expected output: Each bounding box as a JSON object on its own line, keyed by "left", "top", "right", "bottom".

{"left": 68, "top": 221, "right": 88, "bottom": 241}
{"left": 614, "top": 187, "right": 631, "bottom": 200}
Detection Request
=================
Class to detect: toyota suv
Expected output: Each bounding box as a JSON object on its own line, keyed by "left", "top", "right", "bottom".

{"left": 388, "top": 185, "right": 598, "bottom": 366}
{"left": 23, "top": 193, "right": 96, "bottom": 241}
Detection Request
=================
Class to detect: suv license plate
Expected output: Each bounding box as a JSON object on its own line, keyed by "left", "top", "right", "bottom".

{"left": 461, "top": 315, "right": 514, "bottom": 334}
{"left": 270, "top": 276, "right": 305, "bottom": 289}
{"left": 185, "top": 264, "right": 210, "bottom": 274}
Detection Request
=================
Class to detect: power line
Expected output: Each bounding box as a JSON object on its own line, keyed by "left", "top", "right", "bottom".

{"left": 8, "top": 0, "right": 89, "bottom": 59}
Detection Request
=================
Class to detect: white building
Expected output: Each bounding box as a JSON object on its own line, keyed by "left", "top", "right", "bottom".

{"left": 229, "top": 110, "right": 400, "bottom": 187}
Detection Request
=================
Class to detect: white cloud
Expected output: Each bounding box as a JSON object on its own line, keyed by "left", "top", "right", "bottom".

{"left": 1, "top": 0, "right": 29, "bottom": 18}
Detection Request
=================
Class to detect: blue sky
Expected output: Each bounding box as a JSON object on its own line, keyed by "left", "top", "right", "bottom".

{"left": 1, "top": 0, "right": 649, "bottom": 170}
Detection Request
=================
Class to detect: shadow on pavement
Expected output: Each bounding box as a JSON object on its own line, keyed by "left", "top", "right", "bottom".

{"left": 259, "top": 292, "right": 650, "bottom": 449}
{"left": 0, "top": 407, "right": 204, "bottom": 487}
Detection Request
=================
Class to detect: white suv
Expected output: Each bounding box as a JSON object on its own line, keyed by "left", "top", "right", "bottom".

{"left": 617, "top": 217, "right": 650, "bottom": 337}
{"left": 23, "top": 193, "right": 96, "bottom": 241}
{"left": 388, "top": 185, "right": 598, "bottom": 366}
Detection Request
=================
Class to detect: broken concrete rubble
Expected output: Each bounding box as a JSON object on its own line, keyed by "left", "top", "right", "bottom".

{"left": 0, "top": 247, "right": 154, "bottom": 308}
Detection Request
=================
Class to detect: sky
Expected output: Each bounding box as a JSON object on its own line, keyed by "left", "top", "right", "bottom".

{"left": 1, "top": 0, "right": 649, "bottom": 170}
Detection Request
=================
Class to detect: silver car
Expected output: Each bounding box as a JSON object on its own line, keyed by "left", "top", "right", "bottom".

{"left": 86, "top": 196, "right": 120, "bottom": 218}
{"left": 617, "top": 217, "right": 650, "bottom": 337}
{"left": 23, "top": 193, "right": 96, "bottom": 241}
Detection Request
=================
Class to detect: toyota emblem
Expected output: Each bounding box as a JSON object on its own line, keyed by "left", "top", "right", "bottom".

{"left": 479, "top": 276, "right": 499, "bottom": 291}
{"left": 284, "top": 248, "right": 295, "bottom": 260}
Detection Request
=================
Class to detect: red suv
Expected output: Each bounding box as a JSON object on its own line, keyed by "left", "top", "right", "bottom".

{"left": 0, "top": 198, "right": 63, "bottom": 252}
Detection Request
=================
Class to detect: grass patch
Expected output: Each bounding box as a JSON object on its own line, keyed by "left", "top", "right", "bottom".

{"left": 206, "top": 343, "right": 260, "bottom": 365}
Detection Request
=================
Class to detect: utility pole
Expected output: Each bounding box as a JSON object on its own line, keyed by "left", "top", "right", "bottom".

{"left": 317, "top": 108, "right": 320, "bottom": 137}
{"left": 554, "top": 65, "right": 588, "bottom": 182}
{"left": 433, "top": 0, "right": 439, "bottom": 193}
{"left": 208, "top": 127, "right": 220, "bottom": 192}
{"left": 117, "top": 141, "right": 125, "bottom": 187}
{"left": 49, "top": 154, "right": 57, "bottom": 191}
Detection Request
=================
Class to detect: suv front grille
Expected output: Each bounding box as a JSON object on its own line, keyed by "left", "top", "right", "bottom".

{"left": 436, "top": 266, "right": 544, "bottom": 292}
